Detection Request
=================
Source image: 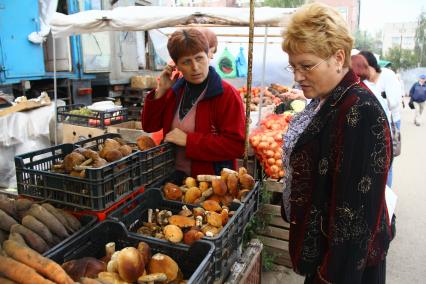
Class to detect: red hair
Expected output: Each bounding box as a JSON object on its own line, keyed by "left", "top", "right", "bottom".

{"left": 199, "top": 28, "right": 218, "bottom": 53}
{"left": 167, "top": 28, "right": 209, "bottom": 63}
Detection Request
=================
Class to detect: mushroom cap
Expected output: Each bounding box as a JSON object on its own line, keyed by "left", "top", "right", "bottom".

{"left": 168, "top": 215, "right": 195, "bottom": 228}
{"left": 163, "top": 224, "right": 183, "bottom": 243}
{"left": 148, "top": 253, "right": 179, "bottom": 282}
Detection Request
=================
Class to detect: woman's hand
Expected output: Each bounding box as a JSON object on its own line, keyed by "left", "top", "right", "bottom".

{"left": 164, "top": 128, "right": 187, "bottom": 146}
{"left": 156, "top": 64, "right": 179, "bottom": 99}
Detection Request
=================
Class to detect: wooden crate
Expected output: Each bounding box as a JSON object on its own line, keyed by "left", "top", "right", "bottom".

{"left": 225, "top": 239, "right": 263, "bottom": 284}
{"left": 258, "top": 179, "right": 292, "bottom": 268}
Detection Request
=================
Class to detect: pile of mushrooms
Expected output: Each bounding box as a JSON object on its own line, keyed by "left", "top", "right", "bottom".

{"left": 103, "top": 241, "right": 182, "bottom": 283}
{"left": 136, "top": 202, "right": 235, "bottom": 244}
{"left": 52, "top": 136, "right": 156, "bottom": 178}
{"left": 163, "top": 167, "right": 255, "bottom": 206}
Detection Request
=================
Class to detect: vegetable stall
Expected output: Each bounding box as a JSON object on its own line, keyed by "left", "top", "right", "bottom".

{"left": 0, "top": 4, "right": 305, "bottom": 284}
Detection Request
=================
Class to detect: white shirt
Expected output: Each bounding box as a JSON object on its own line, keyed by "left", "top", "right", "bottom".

{"left": 364, "top": 80, "right": 392, "bottom": 124}
{"left": 364, "top": 68, "right": 401, "bottom": 123}
{"left": 377, "top": 68, "right": 402, "bottom": 122}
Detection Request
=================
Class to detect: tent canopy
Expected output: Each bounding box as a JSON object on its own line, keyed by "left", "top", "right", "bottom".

{"left": 50, "top": 6, "right": 295, "bottom": 38}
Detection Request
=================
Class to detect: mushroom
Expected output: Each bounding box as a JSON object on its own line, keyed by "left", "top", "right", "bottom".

{"left": 98, "top": 272, "right": 131, "bottom": 284}
{"left": 211, "top": 179, "right": 227, "bottom": 196}
{"left": 117, "top": 247, "right": 145, "bottom": 282}
{"left": 239, "top": 174, "right": 255, "bottom": 190}
{"left": 183, "top": 229, "right": 204, "bottom": 245}
{"left": 168, "top": 215, "right": 195, "bottom": 229}
{"left": 226, "top": 174, "right": 239, "bottom": 197}
{"left": 195, "top": 215, "right": 203, "bottom": 227}
{"left": 184, "top": 187, "right": 201, "bottom": 204}
{"left": 163, "top": 183, "right": 183, "bottom": 201}
{"left": 137, "top": 242, "right": 151, "bottom": 265}
{"left": 220, "top": 208, "right": 229, "bottom": 226}
{"left": 184, "top": 177, "right": 197, "bottom": 188}
{"left": 192, "top": 207, "right": 205, "bottom": 218}
{"left": 137, "top": 273, "right": 167, "bottom": 284}
{"left": 199, "top": 182, "right": 209, "bottom": 193}
{"left": 238, "top": 189, "right": 250, "bottom": 200}
{"left": 163, "top": 225, "right": 183, "bottom": 243}
{"left": 201, "top": 224, "right": 221, "bottom": 236}
{"left": 63, "top": 152, "right": 86, "bottom": 172}
{"left": 178, "top": 205, "right": 192, "bottom": 217}
{"left": 156, "top": 209, "right": 172, "bottom": 226}
{"left": 101, "top": 242, "right": 116, "bottom": 263}
{"left": 206, "top": 211, "right": 223, "bottom": 228}
{"left": 148, "top": 253, "right": 179, "bottom": 282}
{"left": 202, "top": 200, "right": 221, "bottom": 212}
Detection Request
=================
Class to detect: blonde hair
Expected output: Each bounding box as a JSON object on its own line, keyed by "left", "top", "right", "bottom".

{"left": 282, "top": 3, "right": 353, "bottom": 67}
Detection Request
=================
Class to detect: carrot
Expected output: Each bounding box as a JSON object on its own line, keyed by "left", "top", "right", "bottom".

{"left": 22, "top": 215, "right": 54, "bottom": 245}
{"left": 3, "top": 240, "right": 74, "bottom": 284}
{"left": 0, "top": 208, "right": 18, "bottom": 232}
{"left": 0, "top": 276, "right": 19, "bottom": 284}
{"left": 0, "top": 194, "right": 17, "bottom": 219}
{"left": 10, "top": 224, "right": 49, "bottom": 253}
{"left": 8, "top": 232, "right": 28, "bottom": 247}
{"left": 0, "top": 255, "right": 54, "bottom": 284}
{"left": 28, "top": 204, "right": 69, "bottom": 238}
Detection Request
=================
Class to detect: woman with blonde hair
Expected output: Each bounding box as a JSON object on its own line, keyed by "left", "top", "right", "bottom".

{"left": 281, "top": 3, "right": 393, "bottom": 283}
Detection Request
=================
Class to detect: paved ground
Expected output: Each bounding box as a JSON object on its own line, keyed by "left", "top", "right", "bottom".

{"left": 261, "top": 98, "right": 426, "bottom": 283}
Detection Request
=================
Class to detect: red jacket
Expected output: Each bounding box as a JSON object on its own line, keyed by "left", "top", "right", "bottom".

{"left": 141, "top": 67, "right": 246, "bottom": 177}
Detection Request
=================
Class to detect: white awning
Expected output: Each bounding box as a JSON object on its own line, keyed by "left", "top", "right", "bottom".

{"left": 50, "top": 6, "right": 295, "bottom": 38}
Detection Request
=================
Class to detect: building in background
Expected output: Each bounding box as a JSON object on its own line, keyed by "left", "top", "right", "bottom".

{"left": 382, "top": 22, "right": 417, "bottom": 56}
{"left": 314, "top": 0, "right": 360, "bottom": 32}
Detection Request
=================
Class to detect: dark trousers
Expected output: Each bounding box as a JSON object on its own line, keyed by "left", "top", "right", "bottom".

{"left": 304, "top": 259, "right": 386, "bottom": 284}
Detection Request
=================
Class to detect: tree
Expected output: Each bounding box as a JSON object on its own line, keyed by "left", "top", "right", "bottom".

{"left": 262, "top": 0, "right": 305, "bottom": 8}
{"left": 414, "top": 11, "right": 426, "bottom": 67}
{"left": 383, "top": 47, "right": 417, "bottom": 70}
{"left": 353, "top": 30, "right": 382, "bottom": 55}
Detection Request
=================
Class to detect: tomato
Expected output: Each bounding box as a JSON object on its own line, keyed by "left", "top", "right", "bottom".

{"left": 88, "top": 119, "right": 99, "bottom": 126}
{"left": 103, "top": 118, "right": 111, "bottom": 126}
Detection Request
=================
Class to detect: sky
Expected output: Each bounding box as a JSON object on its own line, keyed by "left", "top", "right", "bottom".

{"left": 359, "top": 0, "right": 425, "bottom": 33}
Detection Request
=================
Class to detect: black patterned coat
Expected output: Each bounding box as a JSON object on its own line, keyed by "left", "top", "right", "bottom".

{"left": 285, "top": 70, "right": 393, "bottom": 283}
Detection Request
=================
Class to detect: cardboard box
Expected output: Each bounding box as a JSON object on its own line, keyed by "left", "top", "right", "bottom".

{"left": 62, "top": 124, "right": 106, "bottom": 144}
{"left": 107, "top": 121, "right": 150, "bottom": 143}
{"left": 130, "top": 75, "right": 157, "bottom": 89}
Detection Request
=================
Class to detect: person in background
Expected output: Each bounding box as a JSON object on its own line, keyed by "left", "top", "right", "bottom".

{"left": 359, "top": 51, "right": 401, "bottom": 187}
{"left": 281, "top": 3, "right": 393, "bottom": 283}
{"left": 142, "top": 28, "right": 245, "bottom": 180}
{"left": 409, "top": 74, "right": 426, "bottom": 126}
{"left": 199, "top": 28, "right": 218, "bottom": 60}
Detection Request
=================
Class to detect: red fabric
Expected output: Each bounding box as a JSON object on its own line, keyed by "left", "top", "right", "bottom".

{"left": 141, "top": 79, "right": 245, "bottom": 177}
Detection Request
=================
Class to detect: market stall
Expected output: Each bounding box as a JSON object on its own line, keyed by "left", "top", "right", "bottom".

{"left": 0, "top": 4, "right": 304, "bottom": 284}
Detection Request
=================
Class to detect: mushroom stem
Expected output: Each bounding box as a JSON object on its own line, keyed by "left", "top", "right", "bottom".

{"left": 148, "top": 208, "right": 153, "bottom": 223}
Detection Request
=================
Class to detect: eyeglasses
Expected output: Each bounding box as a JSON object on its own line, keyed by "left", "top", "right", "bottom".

{"left": 285, "top": 57, "right": 330, "bottom": 74}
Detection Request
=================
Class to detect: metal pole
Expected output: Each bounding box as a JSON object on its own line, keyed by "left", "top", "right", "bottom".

{"left": 244, "top": 0, "right": 255, "bottom": 168}
{"left": 53, "top": 37, "right": 58, "bottom": 146}
{"left": 257, "top": 25, "right": 268, "bottom": 127}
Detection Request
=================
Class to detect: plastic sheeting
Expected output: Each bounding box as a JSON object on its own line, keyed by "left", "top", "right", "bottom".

{"left": 49, "top": 6, "right": 295, "bottom": 38}
{"left": 0, "top": 103, "right": 56, "bottom": 188}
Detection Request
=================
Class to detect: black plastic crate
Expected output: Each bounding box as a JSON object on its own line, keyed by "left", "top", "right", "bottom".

{"left": 109, "top": 189, "right": 243, "bottom": 282}
{"left": 45, "top": 220, "right": 214, "bottom": 284}
{"left": 78, "top": 134, "right": 175, "bottom": 188}
{"left": 42, "top": 214, "right": 97, "bottom": 256}
{"left": 57, "top": 104, "right": 128, "bottom": 128}
{"left": 138, "top": 143, "right": 175, "bottom": 187}
{"left": 15, "top": 141, "right": 140, "bottom": 211}
{"left": 240, "top": 182, "right": 261, "bottom": 233}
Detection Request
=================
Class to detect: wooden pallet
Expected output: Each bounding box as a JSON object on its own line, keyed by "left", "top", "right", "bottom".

{"left": 258, "top": 179, "right": 292, "bottom": 268}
